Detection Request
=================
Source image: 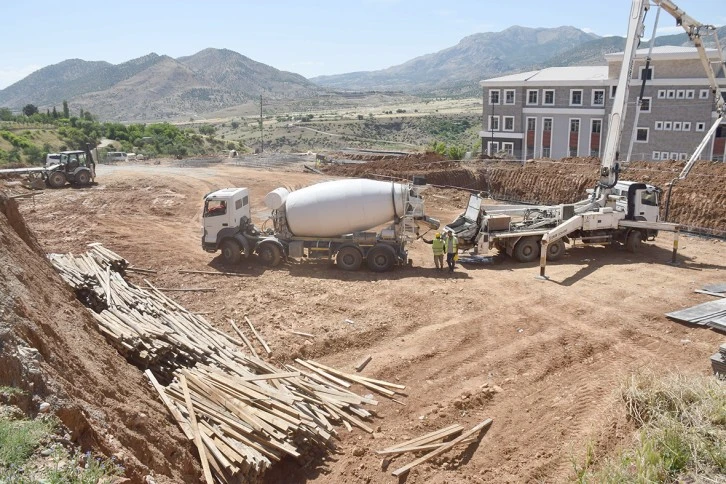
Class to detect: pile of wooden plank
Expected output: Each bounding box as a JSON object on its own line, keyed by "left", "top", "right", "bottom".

{"left": 711, "top": 343, "right": 726, "bottom": 378}
{"left": 145, "top": 356, "right": 404, "bottom": 482}
{"left": 49, "top": 244, "right": 405, "bottom": 482}
{"left": 378, "top": 419, "right": 493, "bottom": 477}
{"left": 49, "top": 245, "right": 245, "bottom": 379}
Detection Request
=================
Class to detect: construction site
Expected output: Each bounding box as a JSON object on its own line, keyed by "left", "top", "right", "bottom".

{"left": 0, "top": 146, "right": 724, "bottom": 483}
{"left": 1, "top": 0, "right": 725, "bottom": 482}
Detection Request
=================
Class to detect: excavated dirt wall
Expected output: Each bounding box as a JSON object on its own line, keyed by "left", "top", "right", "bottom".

{"left": 0, "top": 192, "right": 199, "bottom": 483}
{"left": 324, "top": 155, "right": 726, "bottom": 235}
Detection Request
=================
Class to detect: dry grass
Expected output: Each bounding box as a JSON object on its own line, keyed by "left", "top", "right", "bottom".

{"left": 576, "top": 371, "right": 726, "bottom": 483}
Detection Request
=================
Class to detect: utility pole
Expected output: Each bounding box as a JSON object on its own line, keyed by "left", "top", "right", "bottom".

{"left": 259, "top": 95, "right": 264, "bottom": 153}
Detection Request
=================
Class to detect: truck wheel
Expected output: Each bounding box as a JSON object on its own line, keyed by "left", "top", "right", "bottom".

{"left": 47, "top": 171, "right": 66, "bottom": 188}
{"left": 626, "top": 230, "right": 643, "bottom": 253}
{"left": 366, "top": 245, "right": 395, "bottom": 272}
{"left": 258, "top": 243, "right": 282, "bottom": 267}
{"left": 513, "top": 236, "right": 540, "bottom": 263}
{"left": 75, "top": 170, "right": 90, "bottom": 185}
{"left": 547, "top": 239, "right": 566, "bottom": 261}
{"left": 336, "top": 247, "right": 362, "bottom": 271}
{"left": 221, "top": 240, "right": 242, "bottom": 264}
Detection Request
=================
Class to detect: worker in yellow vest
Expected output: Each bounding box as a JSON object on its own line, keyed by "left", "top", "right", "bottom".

{"left": 443, "top": 229, "right": 458, "bottom": 273}
{"left": 422, "top": 232, "right": 445, "bottom": 270}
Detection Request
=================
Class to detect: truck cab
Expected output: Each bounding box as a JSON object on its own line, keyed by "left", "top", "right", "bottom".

{"left": 202, "top": 188, "right": 251, "bottom": 248}
{"left": 201, "top": 188, "right": 284, "bottom": 266}
{"left": 609, "top": 181, "right": 660, "bottom": 222}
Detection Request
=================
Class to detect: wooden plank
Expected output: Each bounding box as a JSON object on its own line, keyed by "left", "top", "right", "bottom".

{"left": 295, "top": 359, "right": 352, "bottom": 388}
{"left": 144, "top": 370, "right": 193, "bottom": 440}
{"left": 179, "top": 269, "right": 251, "bottom": 277}
{"left": 245, "top": 316, "right": 271, "bottom": 355}
{"left": 391, "top": 419, "right": 493, "bottom": 477}
{"left": 355, "top": 355, "right": 372, "bottom": 372}
{"left": 290, "top": 330, "right": 315, "bottom": 338}
{"left": 154, "top": 287, "right": 217, "bottom": 293}
{"left": 180, "top": 374, "right": 214, "bottom": 484}
{"left": 378, "top": 436, "right": 478, "bottom": 455}
{"left": 230, "top": 319, "right": 258, "bottom": 358}
{"left": 379, "top": 424, "right": 464, "bottom": 453}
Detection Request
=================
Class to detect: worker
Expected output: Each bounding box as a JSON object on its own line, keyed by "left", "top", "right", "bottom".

{"left": 422, "top": 232, "right": 445, "bottom": 270}
{"left": 443, "top": 229, "right": 458, "bottom": 273}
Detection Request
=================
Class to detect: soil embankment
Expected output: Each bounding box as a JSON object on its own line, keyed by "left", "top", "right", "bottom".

{"left": 324, "top": 154, "right": 726, "bottom": 235}
{"left": 0, "top": 192, "right": 199, "bottom": 483}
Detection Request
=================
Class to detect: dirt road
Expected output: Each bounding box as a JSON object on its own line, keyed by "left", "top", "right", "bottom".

{"left": 17, "top": 161, "right": 726, "bottom": 483}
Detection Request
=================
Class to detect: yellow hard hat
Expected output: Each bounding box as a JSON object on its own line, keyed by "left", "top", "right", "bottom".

{"left": 435, "top": 232, "right": 441, "bottom": 238}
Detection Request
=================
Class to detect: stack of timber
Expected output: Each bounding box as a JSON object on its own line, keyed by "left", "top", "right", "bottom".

{"left": 711, "top": 343, "right": 726, "bottom": 378}
{"left": 49, "top": 245, "right": 244, "bottom": 379}
{"left": 49, "top": 244, "right": 403, "bottom": 482}
{"left": 378, "top": 419, "right": 493, "bottom": 477}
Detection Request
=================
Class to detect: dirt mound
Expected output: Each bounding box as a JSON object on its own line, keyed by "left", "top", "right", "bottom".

{"left": 324, "top": 151, "right": 456, "bottom": 179}
{"left": 325, "top": 156, "right": 726, "bottom": 234}
{"left": 0, "top": 192, "right": 199, "bottom": 483}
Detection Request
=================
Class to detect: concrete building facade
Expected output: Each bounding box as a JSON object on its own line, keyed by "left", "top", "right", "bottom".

{"left": 480, "top": 46, "right": 726, "bottom": 162}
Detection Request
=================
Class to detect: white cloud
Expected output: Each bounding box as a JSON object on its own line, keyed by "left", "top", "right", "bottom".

{"left": 0, "top": 65, "right": 41, "bottom": 90}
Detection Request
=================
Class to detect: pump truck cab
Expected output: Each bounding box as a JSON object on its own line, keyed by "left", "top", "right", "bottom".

{"left": 201, "top": 178, "right": 439, "bottom": 272}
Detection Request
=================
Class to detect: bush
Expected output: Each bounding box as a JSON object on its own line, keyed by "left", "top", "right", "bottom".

{"left": 575, "top": 371, "right": 726, "bottom": 483}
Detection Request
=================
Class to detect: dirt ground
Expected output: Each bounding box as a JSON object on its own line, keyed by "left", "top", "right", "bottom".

{"left": 7, "top": 159, "right": 726, "bottom": 483}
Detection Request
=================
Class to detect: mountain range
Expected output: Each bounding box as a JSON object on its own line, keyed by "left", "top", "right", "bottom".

{"left": 1, "top": 25, "right": 723, "bottom": 121}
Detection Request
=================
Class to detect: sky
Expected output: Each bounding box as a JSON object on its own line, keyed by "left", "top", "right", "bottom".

{"left": 1, "top": 0, "right": 725, "bottom": 89}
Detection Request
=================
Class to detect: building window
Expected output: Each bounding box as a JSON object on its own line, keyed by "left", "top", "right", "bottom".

{"left": 489, "top": 115, "right": 500, "bottom": 131}
{"left": 543, "top": 90, "right": 555, "bottom": 105}
{"left": 653, "top": 151, "right": 661, "bottom": 160}
{"left": 570, "top": 119, "right": 580, "bottom": 132}
{"left": 502, "top": 142, "right": 514, "bottom": 155}
{"left": 670, "top": 152, "right": 679, "bottom": 160}
{"left": 527, "top": 117, "right": 536, "bottom": 131}
{"left": 504, "top": 89, "right": 515, "bottom": 105}
{"left": 657, "top": 90, "right": 666, "bottom": 99}
{"left": 590, "top": 119, "right": 602, "bottom": 157}
{"left": 543, "top": 118, "right": 553, "bottom": 131}
{"left": 639, "top": 66, "right": 653, "bottom": 80}
{"left": 673, "top": 121, "right": 682, "bottom": 131}
{"left": 489, "top": 90, "right": 500, "bottom": 105}
{"left": 686, "top": 90, "right": 695, "bottom": 99}
{"left": 679, "top": 153, "right": 688, "bottom": 161}
{"left": 696, "top": 122, "right": 706, "bottom": 132}
{"left": 676, "top": 90, "right": 685, "bottom": 99}
{"left": 655, "top": 121, "right": 664, "bottom": 130}
{"left": 592, "top": 89, "right": 605, "bottom": 106}
{"left": 611, "top": 86, "right": 617, "bottom": 98}
{"left": 667, "top": 90, "right": 676, "bottom": 99}
{"left": 661, "top": 151, "right": 670, "bottom": 160}
{"left": 640, "top": 97, "right": 651, "bottom": 112}
{"left": 682, "top": 122, "right": 691, "bottom": 131}
{"left": 699, "top": 89, "right": 709, "bottom": 99}
{"left": 570, "top": 90, "right": 583, "bottom": 106}
{"left": 591, "top": 119, "right": 602, "bottom": 134}
{"left": 636, "top": 127, "right": 649, "bottom": 142}
{"left": 542, "top": 147, "right": 551, "bottom": 157}
{"left": 664, "top": 121, "right": 673, "bottom": 131}
{"left": 527, "top": 89, "right": 538, "bottom": 105}
{"left": 569, "top": 119, "right": 580, "bottom": 157}
{"left": 503, "top": 116, "right": 514, "bottom": 131}
{"left": 487, "top": 141, "right": 499, "bottom": 155}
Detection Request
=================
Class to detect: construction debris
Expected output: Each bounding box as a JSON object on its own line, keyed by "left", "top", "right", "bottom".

{"left": 355, "top": 355, "right": 372, "bottom": 372}
{"left": 711, "top": 343, "right": 726, "bottom": 378}
{"left": 379, "top": 419, "right": 493, "bottom": 477}
{"left": 49, "top": 244, "right": 403, "bottom": 482}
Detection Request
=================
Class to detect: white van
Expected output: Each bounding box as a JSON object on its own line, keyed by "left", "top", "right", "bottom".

{"left": 45, "top": 153, "right": 61, "bottom": 167}
{"left": 106, "top": 151, "right": 128, "bottom": 163}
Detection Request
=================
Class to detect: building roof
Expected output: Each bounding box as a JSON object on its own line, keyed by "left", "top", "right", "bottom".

{"left": 605, "top": 46, "right": 720, "bottom": 61}
{"left": 481, "top": 66, "right": 609, "bottom": 86}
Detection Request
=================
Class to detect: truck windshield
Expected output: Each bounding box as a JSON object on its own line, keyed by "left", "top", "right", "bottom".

{"left": 641, "top": 190, "right": 658, "bottom": 206}
{"left": 204, "top": 200, "right": 227, "bottom": 217}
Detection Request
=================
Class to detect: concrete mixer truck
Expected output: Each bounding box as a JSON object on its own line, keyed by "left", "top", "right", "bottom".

{"left": 201, "top": 178, "right": 440, "bottom": 272}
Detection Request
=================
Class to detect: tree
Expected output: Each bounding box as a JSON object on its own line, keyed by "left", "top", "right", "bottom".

{"left": 52, "top": 106, "right": 58, "bottom": 118}
{"left": 62, "top": 100, "right": 69, "bottom": 118}
{"left": 22, "top": 104, "right": 39, "bottom": 116}
{"left": 230, "top": 121, "right": 240, "bottom": 129}
{"left": 198, "top": 125, "right": 216, "bottom": 136}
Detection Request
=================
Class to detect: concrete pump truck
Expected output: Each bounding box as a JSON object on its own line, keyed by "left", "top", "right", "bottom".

{"left": 444, "top": 0, "right": 725, "bottom": 278}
